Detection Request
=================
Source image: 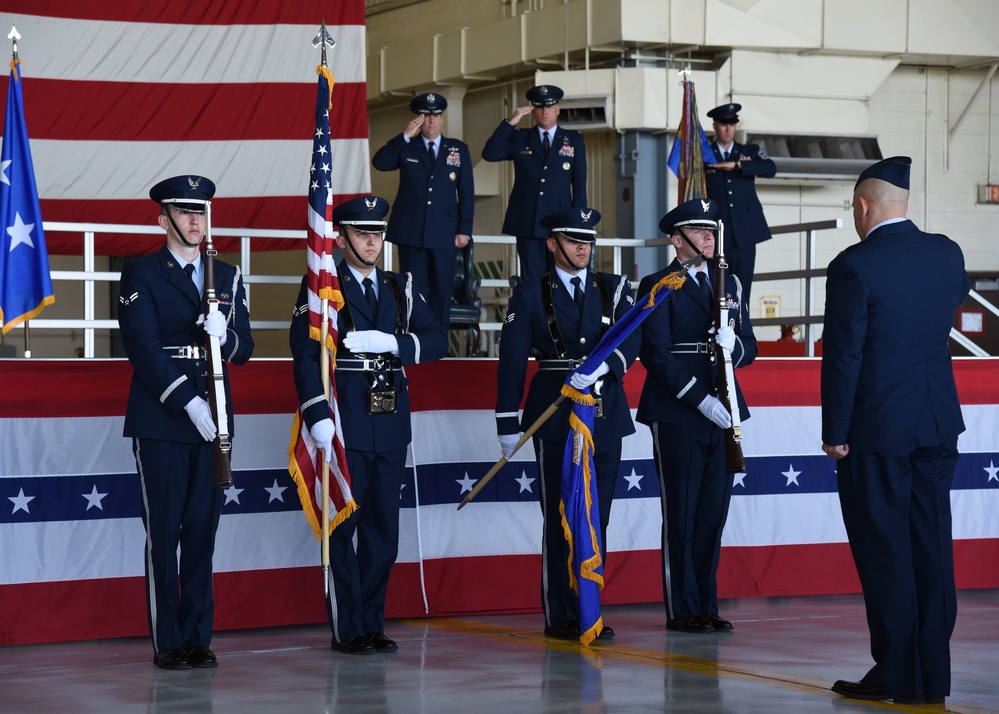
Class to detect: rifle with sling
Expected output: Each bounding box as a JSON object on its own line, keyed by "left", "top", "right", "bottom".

{"left": 713, "top": 220, "right": 747, "bottom": 473}
{"left": 202, "top": 202, "right": 235, "bottom": 488}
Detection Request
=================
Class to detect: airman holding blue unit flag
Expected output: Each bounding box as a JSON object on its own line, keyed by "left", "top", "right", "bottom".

{"left": 637, "top": 198, "right": 757, "bottom": 634}
{"left": 495, "top": 206, "right": 637, "bottom": 642}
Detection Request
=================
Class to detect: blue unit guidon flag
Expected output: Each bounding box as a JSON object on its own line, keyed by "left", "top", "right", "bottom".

{"left": 1, "top": 57, "right": 53, "bottom": 333}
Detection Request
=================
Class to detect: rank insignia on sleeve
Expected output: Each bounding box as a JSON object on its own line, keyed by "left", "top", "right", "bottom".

{"left": 505, "top": 312, "right": 515, "bottom": 324}
{"left": 119, "top": 292, "right": 139, "bottom": 306}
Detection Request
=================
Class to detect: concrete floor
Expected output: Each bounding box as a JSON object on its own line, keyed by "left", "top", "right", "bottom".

{"left": 1, "top": 591, "right": 996, "bottom": 714}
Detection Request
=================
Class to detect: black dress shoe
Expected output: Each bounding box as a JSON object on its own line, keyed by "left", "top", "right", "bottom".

{"left": 666, "top": 615, "right": 715, "bottom": 633}
{"left": 595, "top": 624, "right": 615, "bottom": 640}
{"left": 186, "top": 646, "right": 218, "bottom": 668}
{"left": 831, "top": 678, "right": 892, "bottom": 701}
{"left": 366, "top": 632, "right": 398, "bottom": 652}
{"left": 332, "top": 635, "right": 376, "bottom": 655}
{"left": 544, "top": 620, "right": 580, "bottom": 640}
{"left": 705, "top": 614, "right": 733, "bottom": 631}
{"left": 153, "top": 648, "right": 192, "bottom": 670}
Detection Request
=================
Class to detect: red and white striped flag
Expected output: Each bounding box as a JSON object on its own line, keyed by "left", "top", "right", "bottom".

{"left": 287, "top": 63, "right": 355, "bottom": 539}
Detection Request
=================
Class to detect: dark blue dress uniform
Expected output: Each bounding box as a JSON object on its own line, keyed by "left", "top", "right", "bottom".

{"left": 821, "top": 157, "right": 970, "bottom": 703}
{"left": 495, "top": 208, "right": 637, "bottom": 632}
{"left": 482, "top": 85, "right": 587, "bottom": 279}
{"left": 372, "top": 93, "right": 475, "bottom": 329}
{"left": 704, "top": 103, "right": 776, "bottom": 301}
{"left": 118, "top": 176, "right": 253, "bottom": 663}
{"left": 636, "top": 199, "right": 757, "bottom": 627}
{"left": 289, "top": 198, "right": 447, "bottom": 649}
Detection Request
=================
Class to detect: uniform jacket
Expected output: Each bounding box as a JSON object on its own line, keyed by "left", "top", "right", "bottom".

{"left": 481, "top": 121, "right": 587, "bottom": 239}
{"left": 821, "top": 219, "right": 970, "bottom": 453}
{"left": 496, "top": 271, "right": 638, "bottom": 444}
{"left": 290, "top": 265, "right": 447, "bottom": 453}
{"left": 372, "top": 133, "right": 474, "bottom": 249}
{"left": 119, "top": 245, "right": 254, "bottom": 442}
{"left": 637, "top": 261, "right": 757, "bottom": 427}
{"left": 704, "top": 141, "right": 776, "bottom": 250}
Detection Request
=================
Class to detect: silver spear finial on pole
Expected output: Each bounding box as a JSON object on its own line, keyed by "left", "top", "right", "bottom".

{"left": 312, "top": 20, "right": 335, "bottom": 68}
{"left": 8, "top": 26, "right": 20, "bottom": 61}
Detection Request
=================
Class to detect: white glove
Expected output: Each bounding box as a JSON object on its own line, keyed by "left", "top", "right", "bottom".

{"left": 310, "top": 418, "right": 335, "bottom": 459}
{"left": 498, "top": 433, "right": 520, "bottom": 460}
{"left": 343, "top": 330, "right": 399, "bottom": 355}
{"left": 569, "top": 361, "right": 610, "bottom": 389}
{"left": 715, "top": 325, "right": 735, "bottom": 353}
{"left": 697, "top": 395, "right": 733, "bottom": 429}
{"left": 203, "top": 310, "right": 228, "bottom": 346}
{"left": 184, "top": 396, "right": 217, "bottom": 441}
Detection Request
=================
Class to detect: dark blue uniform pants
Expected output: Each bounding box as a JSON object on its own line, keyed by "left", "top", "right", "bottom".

{"left": 516, "top": 236, "right": 555, "bottom": 280}
{"left": 650, "top": 422, "right": 732, "bottom": 621}
{"left": 535, "top": 435, "right": 621, "bottom": 627}
{"left": 398, "top": 244, "right": 456, "bottom": 330}
{"left": 837, "top": 444, "right": 958, "bottom": 700}
{"left": 326, "top": 446, "right": 406, "bottom": 643}
{"left": 134, "top": 438, "right": 223, "bottom": 654}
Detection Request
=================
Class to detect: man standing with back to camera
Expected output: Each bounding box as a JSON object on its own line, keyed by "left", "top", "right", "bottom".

{"left": 118, "top": 175, "right": 254, "bottom": 670}
{"left": 822, "top": 157, "right": 970, "bottom": 706}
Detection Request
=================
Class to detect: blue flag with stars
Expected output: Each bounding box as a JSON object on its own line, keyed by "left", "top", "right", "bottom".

{"left": 1, "top": 59, "right": 54, "bottom": 334}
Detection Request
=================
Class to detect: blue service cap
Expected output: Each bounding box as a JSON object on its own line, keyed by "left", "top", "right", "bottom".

{"left": 149, "top": 175, "right": 216, "bottom": 213}
{"left": 706, "top": 103, "right": 742, "bottom": 124}
{"left": 540, "top": 207, "right": 601, "bottom": 242}
{"left": 410, "top": 92, "right": 447, "bottom": 115}
{"left": 332, "top": 196, "right": 389, "bottom": 229}
{"left": 854, "top": 156, "right": 911, "bottom": 191}
{"left": 526, "top": 85, "right": 563, "bottom": 107}
{"left": 659, "top": 198, "right": 719, "bottom": 235}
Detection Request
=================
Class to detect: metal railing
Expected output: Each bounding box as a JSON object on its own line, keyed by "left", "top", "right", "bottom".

{"left": 28, "top": 217, "right": 966, "bottom": 358}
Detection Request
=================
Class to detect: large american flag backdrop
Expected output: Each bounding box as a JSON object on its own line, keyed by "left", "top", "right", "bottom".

{"left": 0, "top": 1, "right": 369, "bottom": 254}
{"left": 1, "top": 358, "right": 997, "bottom": 645}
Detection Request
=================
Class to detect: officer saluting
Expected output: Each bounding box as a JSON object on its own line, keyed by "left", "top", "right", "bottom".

{"left": 637, "top": 198, "right": 756, "bottom": 634}
{"left": 290, "top": 196, "right": 447, "bottom": 655}
{"left": 482, "top": 85, "right": 587, "bottom": 279}
{"left": 118, "top": 175, "right": 254, "bottom": 670}
{"left": 495, "top": 207, "right": 638, "bottom": 641}
{"left": 704, "top": 103, "right": 776, "bottom": 302}
{"left": 372, "top": 92, "right": 474, "bottom": 329}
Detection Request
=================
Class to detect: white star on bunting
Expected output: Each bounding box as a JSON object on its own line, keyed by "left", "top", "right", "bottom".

{"left": 782, "top": 464, "right": 801, "bottom": 487}
{"left": 9, "top": 487, "right": 35, "bottom": 514}
{"left": 82, "top": 485, "right": 108, "bottom": 511}
{"left": 455, "top": 472, "right": 478, "bottom": 495}
{"left": 264, "top": 479, "right": 288, "bottom": 503}
{"left": 984, "top": 460, "right": 999, "bottom": 483}
{"left": 514, "top": 471, "right": 535, "bottom": 494}
{"left": 624, "top": 468, "right": 644, "bottom": 491}
{"left": 7, "top": 213, "right": 36, "bottom": 252}
{"left": 223, "top": 485, "right": 244, "bottom": 505}
{"left": 733, "top": 472, "right": 747, "bottom": 488}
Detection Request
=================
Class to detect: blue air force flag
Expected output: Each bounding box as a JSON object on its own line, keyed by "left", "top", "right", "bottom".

{"left": 1, "top": 59, "right": 54, "bottom": 334}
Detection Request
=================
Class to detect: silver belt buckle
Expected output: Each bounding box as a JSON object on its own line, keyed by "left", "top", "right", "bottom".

{"left": 363, "top": 357, "right": 388, "bottom": 372}
{"left": 178, "top": 345, "right": 201, "bottom": 359}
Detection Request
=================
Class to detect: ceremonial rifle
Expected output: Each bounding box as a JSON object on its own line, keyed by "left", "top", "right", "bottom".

{"left": 713, "top": 220, "right": 747, "bottom": 473}
{"left": 202, "top": 201, "right": 235, "bottom": 488}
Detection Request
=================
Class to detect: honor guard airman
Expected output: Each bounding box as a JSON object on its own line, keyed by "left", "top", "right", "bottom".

{"left": 636, "top": 198, "right": 756, "bottom": 634}
{"left": 372, "top": 92, "right": 475, "bottom": 330}
{"left": 118, "top": 175, "right": 254, "bottom": 670}
{"left": 482, "top": 85, "right": 588, "bottom": 279}
{"left": 495, "top": 207, "right": 637, "bottom": 641}
{"left": 289, "top": 196, "right": 447, "bottom": 656}
{"left": 704, "top": 103, "right": 777, "bottom": 302}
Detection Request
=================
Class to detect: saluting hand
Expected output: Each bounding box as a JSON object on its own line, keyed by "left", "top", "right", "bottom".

{"left": 507, "top": 106, "right": 532, "bottom": 125}
{"left": 404, "top": 114, "right": 425, "bottom": 139}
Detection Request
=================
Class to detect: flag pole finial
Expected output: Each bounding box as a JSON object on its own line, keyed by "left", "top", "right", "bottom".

{"left": 8, "top": 26, "right": 20, "bottom": 62}
{"left": 312, "top": 20, "right": 335, "bottom": 68}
